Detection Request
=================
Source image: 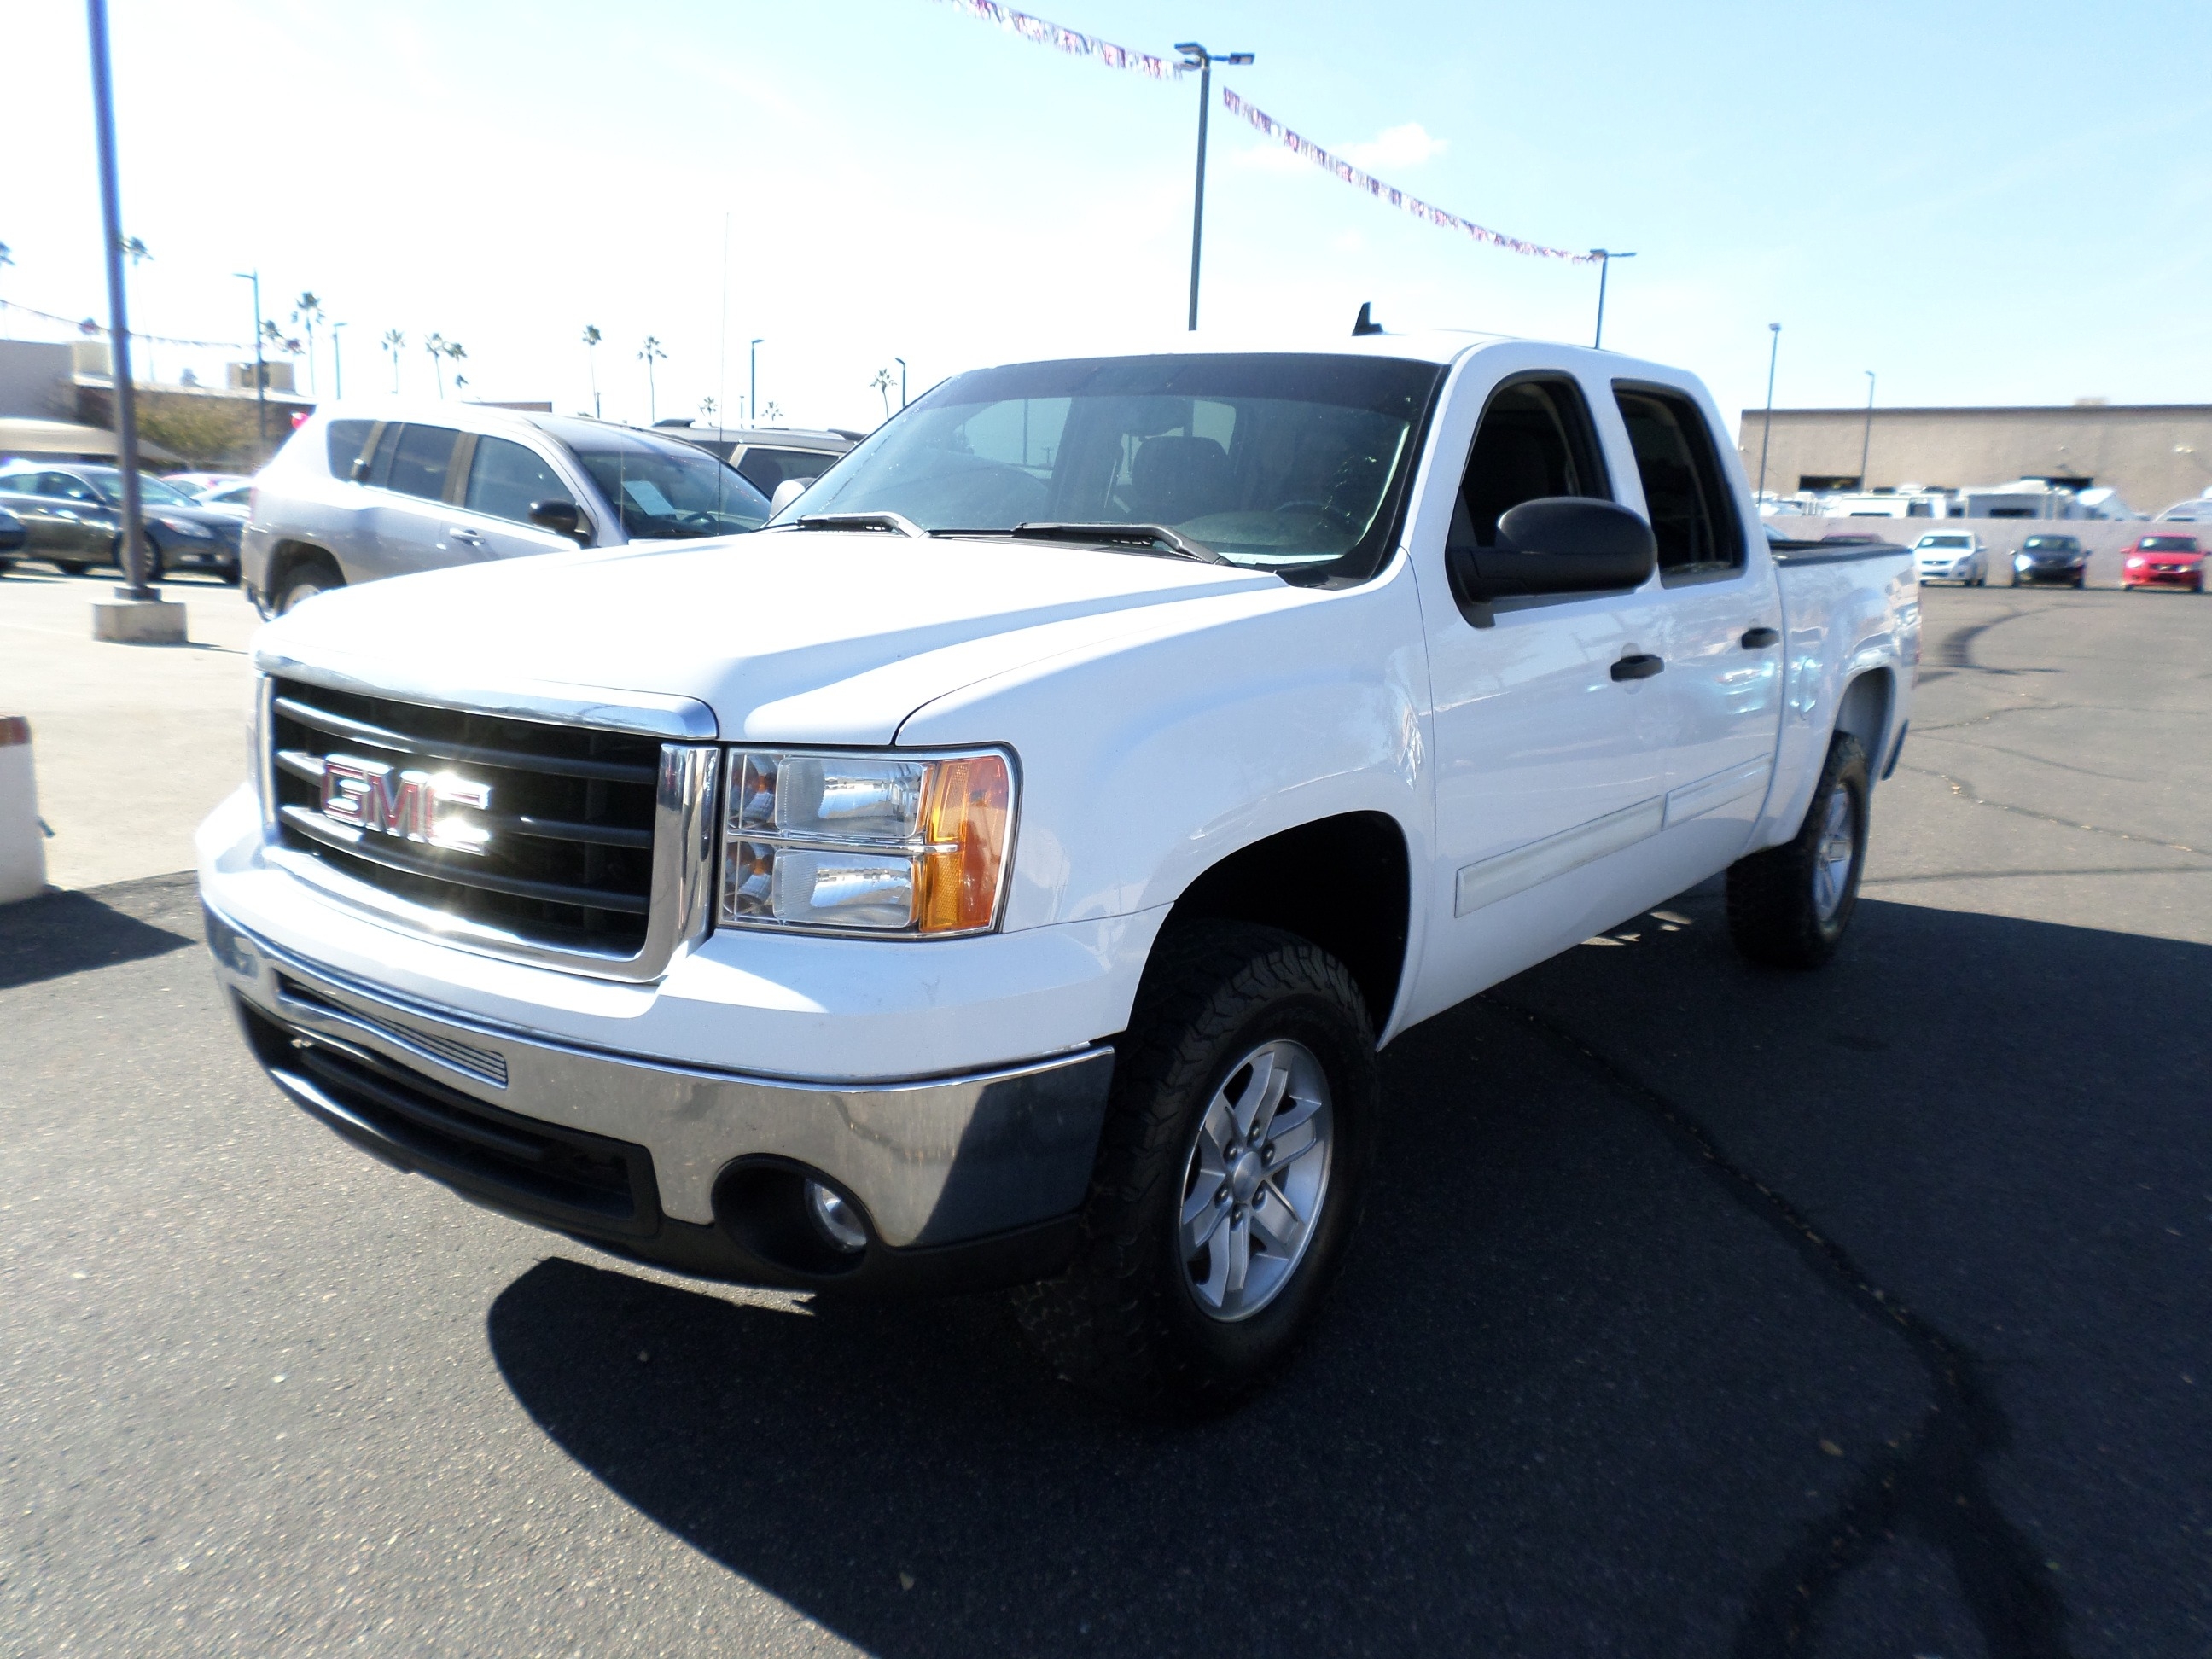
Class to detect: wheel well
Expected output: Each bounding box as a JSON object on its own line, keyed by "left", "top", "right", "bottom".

{"left": 1835, "top": 669, "right": 1894, "bottom": 769}
{"left": 1166, "top": 812, "right": 1410, "bottom": 1035}
{"left": 270, "top": 540, "right": 341, "bottom": 597}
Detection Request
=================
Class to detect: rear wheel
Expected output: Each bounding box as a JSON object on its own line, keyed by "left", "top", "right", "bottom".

{"left": 1012, "top": 923, "right": 1377, "bottom": 1412}
{"left": 276, "top": 555, "right": 341, "bottom": 614}
{"left": 54, "top": 560, "right": 91, "bottom": 576}
{"left": 1727, "top": 732, "right": 1870, "bottom": 970}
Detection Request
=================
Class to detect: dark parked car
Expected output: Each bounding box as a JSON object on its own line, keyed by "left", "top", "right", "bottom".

{"left": 0, "top": 506, "right": 25, "bottom": 573}
{"left": 0, "top": 463, "right": 242, "bottom": 581}
{"left": 651, "top": 421, "right": 858, "bottom": 500}
{"left": 2011, "top": 533, "right": 2088, "bottom": 588}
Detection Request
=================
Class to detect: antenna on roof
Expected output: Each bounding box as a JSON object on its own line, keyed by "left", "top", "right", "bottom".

{"left": 1352, "top": 302, "right": 1384, "bottom": 337}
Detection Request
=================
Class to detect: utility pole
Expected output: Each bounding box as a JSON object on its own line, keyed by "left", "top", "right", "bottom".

{"left": 1755, "top": 323, "right": 1782, "bottom": 505}
{"left": 1591, "top": 249, "right": 1635, "bottom": 349}
{"left": 894, "top": 356, "right": 907, "bottom": 410}
{"left": 233, "top": 269, "right": 266, "bottom": 453}
{"left": 330, "top": 321, "right": 346, "bottom": 401}
{"left": 1859, "top": 370, "right": 1877, "bottom": 490}
{"left": 1175, "top": 42, "right": 1254, "bottom": 331}
{"left": 87, "top": 0, "right": 151, "bottom": 601}
{"left": 749, "top": 337, "right": 762, "bottom": 425}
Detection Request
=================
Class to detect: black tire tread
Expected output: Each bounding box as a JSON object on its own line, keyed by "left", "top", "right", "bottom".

{"left": 1011, "top": 922, "right": 1371, "bottom": 1410}
{"left": 1726, "top": 731, "right": 1870, "bottom": 970}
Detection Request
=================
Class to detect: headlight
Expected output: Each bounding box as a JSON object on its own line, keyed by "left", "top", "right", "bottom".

{"left": 719, "top": 748, "right": 1015, "bottom": 934}
{"left": 158, "top": 516, "right": 212, "bottom": 538}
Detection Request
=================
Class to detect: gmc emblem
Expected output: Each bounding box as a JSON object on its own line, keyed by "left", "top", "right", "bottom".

{"left": 320, "top": 753, "right": 493, "bottom": 855}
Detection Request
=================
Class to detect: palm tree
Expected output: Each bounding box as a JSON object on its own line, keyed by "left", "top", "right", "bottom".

{"left": 699, "top": 394, "right": 716, "bottom": 421}
{"left": 637, "top": 335, "right": 667, "bottom": 423}
{"left": 761, "top": 401, "right": 783, "bottom": 423}
{"left": 423, "top": 331, "right": 448, "bottom": 398}
{"left": 445, "top": 340, "right": 467, "bottom": 399}
{"left": 581, "top": 325, "right": 602, "bottom": 418}
{"left": 381, "top": 329, "right": 405, "bottom": 393}
{"left": 291, "top": 291, "right": 323, "bottom": 395}
{"left": 870, "top": 367, "right": 894, "bottom": 421}
{"left": 121, "top": 237, "right": 152, "bottom": 378}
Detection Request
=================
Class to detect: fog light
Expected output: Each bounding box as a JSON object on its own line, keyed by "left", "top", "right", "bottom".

{"left": 805, "top": 1180, "right": 868, "bottom": 1253}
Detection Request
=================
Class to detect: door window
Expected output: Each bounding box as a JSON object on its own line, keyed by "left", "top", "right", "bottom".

{"left": 465, "top": 437, "right": 574, "bottom": 524}
{"left": 1613, "top": 388, "right": 1744, "bottom": 582}
{"left": 42, "top": 472, "right": 99, "bottom": 502}
{"left": 1448, "top": 378, "right": 1610, "bottom": 553}
{"left": 384, "top": 425, "right": 459, "bottom": 501}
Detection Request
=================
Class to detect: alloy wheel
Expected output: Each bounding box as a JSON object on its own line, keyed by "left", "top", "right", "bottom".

{"left": 1177, "top": 1039, "right": 1333, "bottom": 1322}
{"left": 1812, "top": 785, "right": 1857, "bottom": 922}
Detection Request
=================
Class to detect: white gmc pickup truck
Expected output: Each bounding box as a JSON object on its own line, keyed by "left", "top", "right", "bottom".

{"left": 198, "top": 330, "right": 1917, "bottom": 1408}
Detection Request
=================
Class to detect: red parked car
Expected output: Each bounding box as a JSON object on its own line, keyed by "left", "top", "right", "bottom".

{"left": 2122, "top": 533, "right": 2206, "bottom": 592}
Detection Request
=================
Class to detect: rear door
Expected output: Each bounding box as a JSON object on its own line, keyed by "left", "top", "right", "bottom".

{"left": 355, "top": 422, "right": 464, "bottom": 582}
{"left": 446, "top": 434, "right": 589, "bottom": 562}
{"left": 1611, "top": 381, "right": 1784, "bottom": 871}
{"left": 1407, "top": 352, "right": 1681, "bottom": 1017}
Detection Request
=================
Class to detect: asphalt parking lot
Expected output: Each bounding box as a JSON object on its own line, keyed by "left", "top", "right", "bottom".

{"left": 2, "top": 581, "right": 2208, "bottom": 1657}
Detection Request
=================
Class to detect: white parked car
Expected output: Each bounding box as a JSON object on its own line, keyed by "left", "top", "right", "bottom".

{"left": 198, "top": 329, "right": 1918, "bottom": 1408}
{"left": 1913, "top": 531, "right": 1988, "bottom": 585}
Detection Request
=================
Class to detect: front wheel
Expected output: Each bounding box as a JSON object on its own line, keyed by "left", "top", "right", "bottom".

{"left": 1726, "top": 732, "right": 1871, "bottom": 969}
{"left": 54, "top": 560, "right": 91, "bottom": 576}
{"left": 1012, "top": 923, "right": 1377, "bottom": 1412}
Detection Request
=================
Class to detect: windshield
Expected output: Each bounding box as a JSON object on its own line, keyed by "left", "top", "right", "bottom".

{"left": 2140, "top": 536, "right": 2198, "bottom": 551}
{"left": 1918, "top": 535, "right": 1970, "bottom": 548}
{"left": 83, "top": 468, "right": 193, "bottom": 507}
{"left": 533, "top": 419, "right": 771, "bottom": 539}
{"left": 775, "top": 353, "right": 1444, "bottom": 580}
{"left": 2023, "top": 537, "right": 2075, "bottom": 550}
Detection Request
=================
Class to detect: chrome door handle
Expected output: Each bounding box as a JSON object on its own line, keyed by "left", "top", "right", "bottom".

{"left": 1610, "top": 653, "right": 1664, "bottom": 681}
{"left": 448, "top": 527, "right": 485, "bottom": 544}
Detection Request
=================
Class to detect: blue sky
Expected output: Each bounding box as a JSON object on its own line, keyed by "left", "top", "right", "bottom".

{"left": 9, "top": 0, "right": 2210, "bottom": 436}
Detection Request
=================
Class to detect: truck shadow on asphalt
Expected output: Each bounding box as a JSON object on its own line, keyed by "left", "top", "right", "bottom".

{"left": 0, "top": 871, "right": 201, "bottom": 991}
{"left": 488, "top": 890, "right": 2210, "bottom": 1658}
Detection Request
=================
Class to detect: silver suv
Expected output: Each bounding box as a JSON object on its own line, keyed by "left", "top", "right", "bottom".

{"left": 242, "top": 404, "right": 773, "bottom": 615}
{"left": 648, "top": 421, "right": 859, "bottom": 498}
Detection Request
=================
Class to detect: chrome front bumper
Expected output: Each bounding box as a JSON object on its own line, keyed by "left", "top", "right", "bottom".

{"left": 203, "top": 900, "right": 1115, "bottom": 1290}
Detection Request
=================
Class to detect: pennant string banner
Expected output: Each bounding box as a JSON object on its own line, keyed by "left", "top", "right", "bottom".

{"left": 928, "top": 0, "right": 1184, "bottom": 80}
{"left": 1220, "top": 87, "right": 1595, "bottom": 265}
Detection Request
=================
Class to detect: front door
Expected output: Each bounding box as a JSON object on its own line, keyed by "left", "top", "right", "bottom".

{"left": 356, "top": 422, "right": 465, "bottom": 582}
{"left": 447, "top": 434, "right": 589, "bottom": 562}
{"left": 1405, "top": 364, "right": 1679, "bottom": 1027}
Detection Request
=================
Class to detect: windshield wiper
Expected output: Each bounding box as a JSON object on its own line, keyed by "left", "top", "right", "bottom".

{"left": 794, "top": 510, "right": 926, "bottom": 538}
{"left": 1003, "top": 521, "right": 1231, "bottom": 566}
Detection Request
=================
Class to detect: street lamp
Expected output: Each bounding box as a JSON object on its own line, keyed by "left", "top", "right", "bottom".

{"left": 1174, "top": 41, "right": 1254, "bottom": 332}
{"left": 1859, "top": 370, "right": 1877, "bottom": 491}
{"left": 87, "top": 0, "right": 151, "bottom": 601}
{"left": 894, "top": 356, "right": 907, "bottom": 410}
{"left": 232, "top": 269, "right": 265, "bottom": 451}
{"left": 1755, "top": 323, "right": 1782, "bottom": 505}
{"left": 1591, "top": 249, "right": 1635, "bottom": 350}
{"left": 748, "top": 337, "right": 763, "bottom": 426}
{"left": 330, "top": 321, "right": 347, "bottom": 402}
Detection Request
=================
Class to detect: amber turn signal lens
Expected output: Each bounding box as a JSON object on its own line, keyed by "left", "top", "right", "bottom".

{"left": 914, "top": 754, "right": 1011, "bottom": 934}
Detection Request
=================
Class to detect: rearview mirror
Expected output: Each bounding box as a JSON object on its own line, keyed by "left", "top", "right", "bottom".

{"left": 768, "top": 478, "right": 810, "bottom": 517}
{"left": 1450, "top": 497, "right": 1655, "bottom": 602}
{"left": 527, "top": 499, "right": 589, "bottom": 544}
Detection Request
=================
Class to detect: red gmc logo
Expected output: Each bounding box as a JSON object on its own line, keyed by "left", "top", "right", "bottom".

{"left": 320, "top": 754, "right": 492, "bottom": 854}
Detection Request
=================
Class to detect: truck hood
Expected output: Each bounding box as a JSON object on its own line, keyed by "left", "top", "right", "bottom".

{"left": 254, "top": 531, "right": 1285, "bottom": 743}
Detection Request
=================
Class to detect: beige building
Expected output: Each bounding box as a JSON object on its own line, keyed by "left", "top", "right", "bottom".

{"left": 1734, "top": 402, "right": 2212, "bottom": 517}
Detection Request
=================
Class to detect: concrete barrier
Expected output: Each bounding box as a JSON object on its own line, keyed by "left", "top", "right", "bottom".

{"left": 91, "top": 593, "right": 189, "bottom": 643}
{"left": 1, "top": 716, "right": 49, "bottom": 904}
{"left": 1773, "top": 515, "right": 2200, "bottom": 588}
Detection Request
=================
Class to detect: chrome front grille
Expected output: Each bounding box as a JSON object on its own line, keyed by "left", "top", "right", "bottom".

{"left": 261, "top": 673, "right": 719, "bottom": 981}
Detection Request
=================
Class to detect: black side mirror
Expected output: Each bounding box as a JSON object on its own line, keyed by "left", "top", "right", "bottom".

{"left": 528, "top": 499, "right": 588, "bottom": 543}
{"left": 1450, "top": 496, "right": 1656, "bottom": 602}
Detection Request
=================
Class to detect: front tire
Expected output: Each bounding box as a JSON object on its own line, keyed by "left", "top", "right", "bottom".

{"left": 1726, "top": 732, "right": 1871, "bottom": 970}
{"left": 1012, "top": 923, "right": 1377, "bottom": 1412}
{"left": 276, "top": 558, "right": 341, "bottom": 614}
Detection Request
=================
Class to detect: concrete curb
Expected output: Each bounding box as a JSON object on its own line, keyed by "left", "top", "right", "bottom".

{"left": 91, "top": 594, "right": 189, "bottom": 644}
{"left": 1, "top": 716, "right": 50, "bottom": 905}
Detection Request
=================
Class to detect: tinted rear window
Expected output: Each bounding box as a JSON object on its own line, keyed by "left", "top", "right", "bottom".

{"left": 326, "top": 419, "right": 375, "bottom": 480}
{"left": 386, "top": 425, "right": 459, "bottom": 501}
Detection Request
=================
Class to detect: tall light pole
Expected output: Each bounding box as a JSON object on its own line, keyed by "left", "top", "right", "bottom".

{"left": 894, "top": 356, "right": 907, "bottom": 410}
{"left": 748, "top": 337, "right": 763, "bottom": 425}
{"left": 233, "top": 269, "right": 266, "bottom": 453}
{"left": 1755, "top": 323, "right": 1782, "bottom": 505}
{"left": 1591, "top": 249, "right": 1635, "bottom": 349}
{"left": 1858, "top": 370, "right": 1877, "bottom": 490}
{"left": 330, "top": 321, "right": 346, "bottom": 402}
{"left": 1174, "top": 42, "right": 1254, "bottom": 332}
{"left": 88, "top": 0, "right": 150, "bottom": 600}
